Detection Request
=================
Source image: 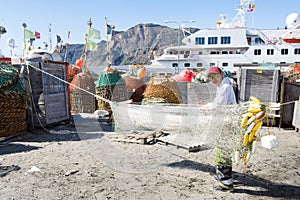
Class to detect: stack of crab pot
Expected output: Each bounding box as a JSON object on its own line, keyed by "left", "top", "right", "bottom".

{"left": 69, "top": 72, "right": 96, "bottom": 114}
{"left": 95, "top": 68, "right": 129, "bottom": 121}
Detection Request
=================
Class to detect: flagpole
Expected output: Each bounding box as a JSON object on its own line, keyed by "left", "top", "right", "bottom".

{"left": 105, "top": 17, "right": 112, "bottom": 66}
{"left": 49, "top": 23, "right": 52, "bottom": 52}
{"left": 22, "top": 23, "right": 27, "bottom": 58}
{"left": 63, "top": 31, "right": 70, "bottom": 62}
{"left": 82, "top": 19, "right": 92, "bottom": 73}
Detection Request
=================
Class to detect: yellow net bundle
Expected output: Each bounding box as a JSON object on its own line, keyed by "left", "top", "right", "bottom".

{"left": 143, "top": 76, "right": 183, "bottom": 104}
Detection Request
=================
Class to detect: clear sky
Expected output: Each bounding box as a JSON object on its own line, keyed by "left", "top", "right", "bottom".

{"left": 1, "top": 0, "right": 300, "bottom": 58}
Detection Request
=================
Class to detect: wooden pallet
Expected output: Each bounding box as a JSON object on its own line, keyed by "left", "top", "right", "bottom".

{"left": 113, "top": 130, "right": 164, "bottom": 144}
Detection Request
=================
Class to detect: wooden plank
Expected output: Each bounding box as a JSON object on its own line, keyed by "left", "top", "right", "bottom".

{"left": 113, "top": 130, "right": 164, "bottom": 144}
{"left": 282, "top": 82, "right": 300, "bottom": 125}
{"left": 42, "top": 62, "right": 69, "bottom": 124}
{"left": 155, "top": 134, "right": 204, "bottom": 152}
{"left": 238, "top": 68, "right": 281, "bottom": 103}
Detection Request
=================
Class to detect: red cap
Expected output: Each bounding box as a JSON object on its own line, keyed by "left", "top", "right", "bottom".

{"left": 207, "top": 66, "right": 222, "bottom": 76}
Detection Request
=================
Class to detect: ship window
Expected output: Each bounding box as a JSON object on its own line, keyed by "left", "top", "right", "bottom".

{"left": 210, "top": 51, "right": 217, "bottom": 54}
{"left": 221, "top": 36, "right": 231, "bottom": 44}
{"left": 180, "top": 50, "right": 184, "bottom": 54}
{"left": 267, "top": 49, "right": 274, "bottom": 55}
{"left": 255, "top": 38, "right": 264, "bottom": 44}
{"left": 209, "top": 63, "right": 215, "bottom": 66}
{"left": 184, "top": 51, "right": 190, "bottom": 55}
{"left": 281, "top": 49, "right": 288, "bottom": 55}
{"left": 208, "top": 37, "right": 218, "bottom": 44}
{"left": 222, "top": 63, "right": 229, "bottom": 67}
{"left": 198, "top": 52, "right": 203, "bottom": 55}
{"left": 172, "top": 63, "right": 178, "bottom": 67}
{"left": 184, "top": 63, "right": 190, "bottom": 67}
{"left": 222, "top": 51, "right": 228, "bottom": 54}
{"left": 195, "top": 37, "right": 205, "bottom": 45}
{"left": 254, "top": 49, "right": 261, "bottom": 55}
{"left": 294, "top": 48, "right": 300, "bottom": 54}
{"left": 197, "top": 63, "right": 203, "bottom": 67}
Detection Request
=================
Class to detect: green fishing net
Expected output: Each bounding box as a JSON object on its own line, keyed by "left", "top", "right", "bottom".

{"left": 0, "top": 64, "right": 26, "bottom": 94}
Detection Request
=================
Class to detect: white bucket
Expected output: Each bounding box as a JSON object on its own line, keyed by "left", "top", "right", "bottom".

{"left": 261, "top": 135, "right": 278, "bottom": 149}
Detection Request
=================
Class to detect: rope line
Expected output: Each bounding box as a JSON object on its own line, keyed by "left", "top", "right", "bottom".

{"left": 27, "top": 63, "right": 112, "bottom": 104}
{"left": 26, "top": 63, "right": 298, "bottom": 107}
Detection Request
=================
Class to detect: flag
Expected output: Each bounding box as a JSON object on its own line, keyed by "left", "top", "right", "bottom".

{"left": 106, "top": 24, "right": 112, "bottom": 35}
{"left": 68, "top": 31, "right": 70, "bottom": 39}
{"left": 106, "top": 23, "right": 115, "bottom": 42}
{"left": 24, "top": 28, "right": 35, "bottom": 39}
{"left": 57, "top": 35, "right": 62, "bottom": 43}
{"left": 86, "top": 39, "right": 98, "bottom": 51}
{"left": 35, "top": 31, "right": 40, "bottom": 39}
{"left": 247, "top": 3, "right": 255, "bottom": 12}
{"left": 87, "top": 27, "right": 101, "bottom": 39}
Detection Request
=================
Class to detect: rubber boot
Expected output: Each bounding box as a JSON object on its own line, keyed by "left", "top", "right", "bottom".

{"left": 213, "top": 166, "right": 233, "bottom": 191}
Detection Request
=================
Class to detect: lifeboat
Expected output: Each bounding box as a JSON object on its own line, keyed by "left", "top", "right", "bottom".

{"left": 283, "top": 38, "right": 300, "bottom": 43}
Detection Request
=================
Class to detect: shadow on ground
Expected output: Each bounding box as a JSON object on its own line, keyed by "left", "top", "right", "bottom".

{"left": 0, "top": 122, "right": 114, "bottom": 155}
{"left": 165, "top": 159, "right": 300, "bottom": 199}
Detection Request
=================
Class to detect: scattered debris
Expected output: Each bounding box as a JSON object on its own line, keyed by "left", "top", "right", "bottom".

{"left": 0, "top": 165, "right": 21, "bottom": 177}
{"left": 25, "top": 166, "right": 43, "bottom": 175}
{"left": 64, "top": 169, "right": 79, "bottom": 176}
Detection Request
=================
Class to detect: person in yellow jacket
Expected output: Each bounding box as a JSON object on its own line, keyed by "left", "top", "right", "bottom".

{"left": 207, "top": 66, "right": 236, "bottom": 191}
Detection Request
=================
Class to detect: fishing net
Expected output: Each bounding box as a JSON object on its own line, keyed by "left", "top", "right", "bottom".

{"left": 111, "top": 99, "right": 261, "bottom": 165}
{"left": 143, "top": 76, "right": 183, "bottom": 104}
{"left": 0, "top": 64, "right": 27, "bottom": 137}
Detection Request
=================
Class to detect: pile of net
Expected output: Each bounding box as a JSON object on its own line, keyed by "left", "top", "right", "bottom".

{"left": 143, "top": 76, "right": 182, "bottom": 104}
{"left": 0, "top": 64, "right": 27, "bottom": 137}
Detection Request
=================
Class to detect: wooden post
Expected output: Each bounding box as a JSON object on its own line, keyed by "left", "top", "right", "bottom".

{"left": 279, "top": 78, "right": 285, "bottom": 129}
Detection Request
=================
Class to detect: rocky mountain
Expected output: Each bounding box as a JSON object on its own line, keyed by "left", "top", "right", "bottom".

{"left": 64, "top": 23, "right": 199, "bottom": 67}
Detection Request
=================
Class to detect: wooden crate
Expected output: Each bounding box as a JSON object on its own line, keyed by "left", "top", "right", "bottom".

{"left": 238, "top": 68, "right": 281, "bottom": 103}
{"left": 18, "top": 61, "right": 70, "bottom": 129}
{"left": 281, "top": 82, "right": 300, "bottom": 126}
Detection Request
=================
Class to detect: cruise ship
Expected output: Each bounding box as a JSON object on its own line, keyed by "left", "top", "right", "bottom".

{"left": 148, "top": 0, "right": 300, "bottom": 73}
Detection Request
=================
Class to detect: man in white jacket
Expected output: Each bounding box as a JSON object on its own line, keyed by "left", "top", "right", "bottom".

{"left": 207, "top": 66, "right": 237, "bottom": 191}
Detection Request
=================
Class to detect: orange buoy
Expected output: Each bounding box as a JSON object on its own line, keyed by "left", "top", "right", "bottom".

{"left": 75, "top": 59, "right": 83, "bottom": 67}
{"left": 294, "top": 64, "right": 300, "bottom": 72}
{"left": 137, "top": 67, "right": 146, "bottom": 79}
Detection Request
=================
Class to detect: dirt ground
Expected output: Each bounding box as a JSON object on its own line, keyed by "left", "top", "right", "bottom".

{"left": 0, "top": 121, "right": 300, "bottom": 200}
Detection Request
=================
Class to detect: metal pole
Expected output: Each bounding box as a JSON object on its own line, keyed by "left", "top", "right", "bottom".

{"left": 164, "top": 20, "right": 196, "bottom": 74}
{"left": 177, "top": 23, "right": 180, "bottom": 74}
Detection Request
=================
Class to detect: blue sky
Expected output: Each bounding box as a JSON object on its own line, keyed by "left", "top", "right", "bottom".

{"left": 1, "top": 0, "right": 300, "bottom": 57}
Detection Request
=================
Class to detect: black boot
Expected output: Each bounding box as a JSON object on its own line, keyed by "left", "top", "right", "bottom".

{"left": 213, "top": 166, "right": 233, "bottom": 191}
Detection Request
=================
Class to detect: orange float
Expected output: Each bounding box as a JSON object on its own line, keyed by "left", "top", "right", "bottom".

{"left": 75, "top": 59, "right": 83, "bottom": 67}
{"left": 137, "top": 67, "right": 146, "bottom": 79}
{"left": 294, "top": 64, "right": 300, "bottom": 72}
